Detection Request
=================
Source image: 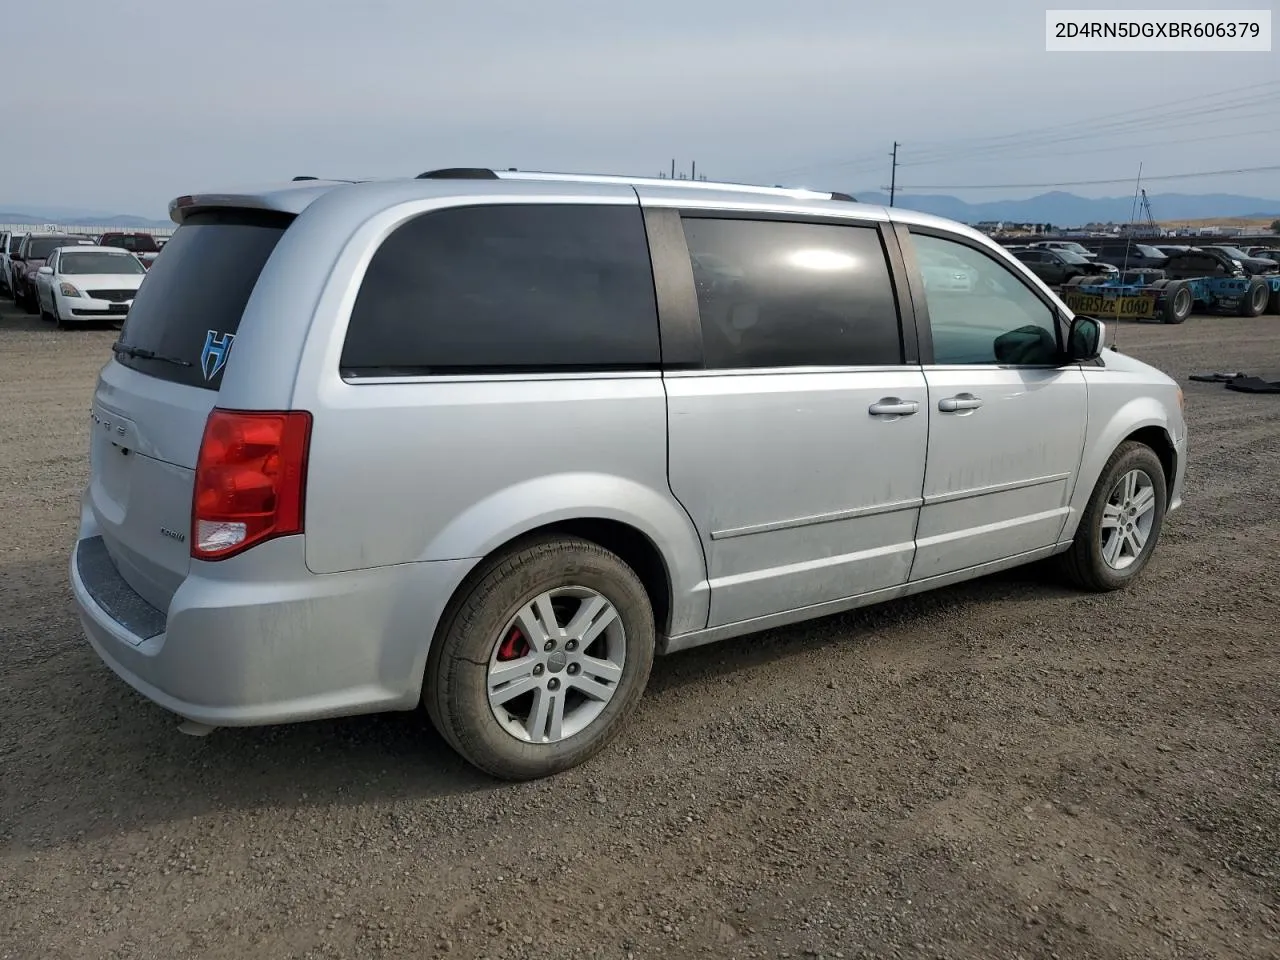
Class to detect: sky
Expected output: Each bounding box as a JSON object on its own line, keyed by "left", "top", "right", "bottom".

{"left": 3, "top": 0, "right": 1278, "bottom": 218}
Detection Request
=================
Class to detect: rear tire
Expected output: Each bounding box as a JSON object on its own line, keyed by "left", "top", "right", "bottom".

{"left": 1059, "top": 442, "right": 1167, "bottom": 593}
{"left": 1238, "top": 277, "right": 1269, "bottom": 317}
{"left": 1161, "top": 281, "right": 1193, "bottom": 324}
{"left": 424, "top": 535, "right": 655, "bottom": 781}
{"left": 22, "top": 289, "right": 38, "bottom": 315}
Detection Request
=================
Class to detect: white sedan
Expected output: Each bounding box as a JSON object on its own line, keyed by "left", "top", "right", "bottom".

{"left": 34, "top": 246, "right": 147, "bottom": 327}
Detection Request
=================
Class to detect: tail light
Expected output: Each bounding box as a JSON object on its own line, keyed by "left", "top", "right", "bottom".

{"left": 192, "top": 409, "right": 312, "bottom": 560}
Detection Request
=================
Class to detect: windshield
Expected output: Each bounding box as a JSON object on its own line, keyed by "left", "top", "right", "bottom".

{"left": 1059, "top": 251, "right": 1089, "bottom": 264}
{"left": 1212, "top": 246, "right": 1250, "bottom": 259}
{"left": 60, "top": 251, "right": 145, "bottom": 275}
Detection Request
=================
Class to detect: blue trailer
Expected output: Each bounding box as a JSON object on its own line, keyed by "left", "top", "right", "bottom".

{"left": 1060, "top": 271, "right": 1279, "bottom": 325}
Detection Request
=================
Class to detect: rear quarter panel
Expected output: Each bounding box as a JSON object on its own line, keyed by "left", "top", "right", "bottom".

{"left": 275, "top": 188, "right": 711, "bottom": 638}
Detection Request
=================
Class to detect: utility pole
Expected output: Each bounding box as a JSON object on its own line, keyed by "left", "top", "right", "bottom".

{"left": 671, "top": 158, "right": 676, "bottom": 179}
{"left": 691, "top": 160, "right": 696, "bottom": 181}
{"left": 889, "top": 142, "right": 900, "bottom": 207}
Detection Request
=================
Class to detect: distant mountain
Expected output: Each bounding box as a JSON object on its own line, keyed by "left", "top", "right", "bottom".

{"left": 0, "top": 207, "right": 171, "bottom": 228}
{"left": 850, "top": 190, "right": 1280, "bottom": 226}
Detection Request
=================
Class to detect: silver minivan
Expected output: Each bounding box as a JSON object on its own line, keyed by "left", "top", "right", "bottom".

{"left": 71, "top": 169, "right": 1187, "bottom": 779}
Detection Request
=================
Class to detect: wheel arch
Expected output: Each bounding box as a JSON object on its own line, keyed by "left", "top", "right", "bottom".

{"left": 417, "top": 514, "right": 697, "bottom": 707}
{"left": 1064, "top": 399, "right": 1178, "bottom": 541}
{"left": 1122, "top": 424, "right": 1177, "bottom": 505}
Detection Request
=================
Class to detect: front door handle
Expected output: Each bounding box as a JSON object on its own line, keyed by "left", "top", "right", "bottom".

{"left": 938, "top": 393, "right": 984, "bottom": 412}
{"left": 868, "top": 398, "right": 920, "bottom": 417}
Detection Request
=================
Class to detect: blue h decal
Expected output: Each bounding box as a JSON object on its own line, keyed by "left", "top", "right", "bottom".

{"left": 201, "top": 330, "right": 235, "bottom": 381}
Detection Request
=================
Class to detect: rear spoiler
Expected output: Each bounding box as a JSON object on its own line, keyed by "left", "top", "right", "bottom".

{"left": 168, "top": 180, "right": 355, "bottom": 224}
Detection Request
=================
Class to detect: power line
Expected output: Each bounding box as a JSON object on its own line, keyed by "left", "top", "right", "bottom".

{"left": 894, "top": 163, "right": 1280, "bottom": 191}
{"left": 903, "top": 78, "right": 1280, "bottom": 154}
{"left": 901, "top": 125, "right": 1280, "bottom": 169}
{"left": 897, "top": 100, "right": 1279, "bottom": 169}
{"left": 767, "top": 77, "right": 1280, "bottom": 181}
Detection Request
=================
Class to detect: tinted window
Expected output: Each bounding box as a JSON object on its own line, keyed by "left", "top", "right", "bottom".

{"left": 342, "top": 204, "right": 659, "bottom": 375}
{"left": 913, "top": 233, "right": 1058, "bottom": 366}
{"left": 105, "top": 234, "right": 159, "bottom": 253}
{"left": 60, "top": 251, "right": 146, "bottom": 275}
{"left": 680, "top": 218, "right": 901, "bottom": 369}
{"left": 115, "top": 209, "right": 291, "bottom": 390}
{"left": 26, "top": 236, "right": 76, "bottom": 259}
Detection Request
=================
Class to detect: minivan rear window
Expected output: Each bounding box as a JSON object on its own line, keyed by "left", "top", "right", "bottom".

{"left": 114, "top": 209, "right": 292, "bottom": 390}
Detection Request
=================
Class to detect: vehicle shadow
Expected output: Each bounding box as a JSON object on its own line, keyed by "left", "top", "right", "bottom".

{"left": 649, "top": 561, "right": 1076, "bottom": 691}
{"left": 2, "top": 545, "right": 1075, "bottom": 852}
{"left": 0, "top": 305, "right": 120, "bottom": 334}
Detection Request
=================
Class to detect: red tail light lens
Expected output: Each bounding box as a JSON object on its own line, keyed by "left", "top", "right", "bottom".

{"left": 192, "top": 409, "right": 312, "bottom": 560}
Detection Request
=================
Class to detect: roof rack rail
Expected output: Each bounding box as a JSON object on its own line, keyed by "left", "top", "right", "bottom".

{"left": 292, "top": 176, "right": 318, "bottom": 181}
{"left": 829, "top": 191, "right": 856, "bottom": 202}
{"left": 416, "top": 167, "right": 499, "bottom": 180}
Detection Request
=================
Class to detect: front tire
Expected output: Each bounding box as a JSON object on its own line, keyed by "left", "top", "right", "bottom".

{"left": 1059, "top": 442, "right": 1168, "bottom": 592}
{"left": 424, "top": 535, "right": 655, "bottom": 780}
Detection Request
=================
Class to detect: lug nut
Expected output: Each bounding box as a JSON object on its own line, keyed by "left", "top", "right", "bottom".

{"left": 567, "top": 663, "right": 580, "bottom": 675}
{"left": 566, "top": 639, "right": 578, "bottom": 651}
{"left": 547, "top": 677, "right": 561, "bottom": 691}
{"left": 533, "top": 664, "right": 544, "bottom": 676}
{"left": 543, "top": 640, "right": 556, "bottom": 652}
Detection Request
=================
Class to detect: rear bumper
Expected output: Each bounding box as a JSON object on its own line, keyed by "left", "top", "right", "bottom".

{"left": 70, "top": 510, "right": 473, "bottom": 727}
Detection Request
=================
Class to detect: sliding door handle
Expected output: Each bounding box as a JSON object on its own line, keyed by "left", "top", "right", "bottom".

{"left": 938, "top": 394, "right": 983, "bottom": 412}
{"left": 868, "top": 398, "right": 920, "bottom": 417}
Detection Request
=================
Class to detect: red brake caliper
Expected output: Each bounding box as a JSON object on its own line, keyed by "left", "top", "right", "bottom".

{"left": 496, "top": 627, "right": 529, "bottom": 662}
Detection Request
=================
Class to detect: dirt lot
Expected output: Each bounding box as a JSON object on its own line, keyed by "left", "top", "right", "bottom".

{"left": 1, "top": 304, "right": 1277, "bottom": 960}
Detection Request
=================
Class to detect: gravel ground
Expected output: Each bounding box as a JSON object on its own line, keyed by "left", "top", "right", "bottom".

{"left": 1, "top": 304, "right": 1277, "bottom": 960}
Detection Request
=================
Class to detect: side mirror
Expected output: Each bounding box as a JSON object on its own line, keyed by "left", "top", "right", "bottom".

{"left": 10, "top": 253, "right": 23, "bottom": 262}
{"left": 1066, "top": 315, "right": 1105, "bottom": 362}
{"left": 37, "top": 266, "right": 53, "bottom": 276}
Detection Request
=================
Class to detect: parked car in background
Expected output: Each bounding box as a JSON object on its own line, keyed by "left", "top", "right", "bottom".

{"left": 919, "top": 249, "right": 976, "bottom": 292}
{"left": 10, "top": 233, "right": 96, "bottom": 312}
{"left": 1202, "top": 245, "right": 1280, "bottom": 276}
{"left": 98, "top": 232, "right": 161, "bottom": 268}
{"left": 1087, "top": 241, "right": 1168, "bottom": 274}
{"left": 1012, "top": 248, "right": 1110, "bottom": 285}
{"left": 1029, "top": 240, "right": 1098, "bottom": 260}
{"left": 69, "top": 170, "right": 1186, "bottom": 780}
{"left": 33, "top": 245, "right": 147, "bottom": 327}
{"left": 1244, "top": 246, "right": 1280, "bottom": 263}
{"left": 0, "top": 231, "right": 20, "bottom": 297}
{"left": 1161, "top": 248, "right": 1247, "bottom": 279}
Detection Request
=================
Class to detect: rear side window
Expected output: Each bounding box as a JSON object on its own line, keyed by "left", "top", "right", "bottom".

{"left": 340, "top": 203, "right": 660, "bottom": 376}
{"left": 680, "top": 218, "right": 902, "bottom": 369}
{"left": 115, "top": 210, "right": 291, "bottom": 390}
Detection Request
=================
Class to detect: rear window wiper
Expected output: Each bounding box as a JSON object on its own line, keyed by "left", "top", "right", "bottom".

{"left": 112, "top": 341, "right": 192, "bottom": 368}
